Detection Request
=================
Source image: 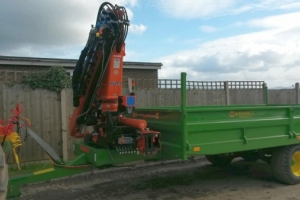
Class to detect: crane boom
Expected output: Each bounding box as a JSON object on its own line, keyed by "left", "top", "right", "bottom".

{"left": 69, "top": 2, "right": 160, "bottom": 156}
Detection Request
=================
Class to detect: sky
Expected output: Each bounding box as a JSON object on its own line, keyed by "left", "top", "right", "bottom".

{"left": 1, "top": 0, "right": 300, "bottom": 88}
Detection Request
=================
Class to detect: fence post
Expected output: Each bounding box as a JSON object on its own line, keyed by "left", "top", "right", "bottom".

{"left": 224, "top": 81, "right": 230, "bottom": 105}
{"left": 61, "top": 89, "right": 68, "bottom": 161}
{"left": 296, "top": 83, "right": 299, "bottom": 104}
{"left": 263, "top": 83, "right": 268, "bottom": 105}
{"left": 127, "top": 77, "right": 133, "bottom": 93}
{"left": 181, "top": 72, "right": 187, "bottom": 159}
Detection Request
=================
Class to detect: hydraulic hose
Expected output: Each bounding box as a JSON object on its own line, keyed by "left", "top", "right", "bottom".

{"left": 95, "top": 2, "right": 129, "bottom": 52}
{"left": 72, "top": 2, "right": 129, "bottom": 108}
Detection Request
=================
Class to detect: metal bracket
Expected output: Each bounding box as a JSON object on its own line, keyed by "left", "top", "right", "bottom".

{"left": 185, "top": 142, "right": 190, "bottom": 150}
{"left": 22, "top": 122, "right": 64, "bottom": 165}
{"left": 242, "top": 128, "right": 248, "bottom": 144}
{"left": 288, "top": 132, "right": 295, "bottom": 139}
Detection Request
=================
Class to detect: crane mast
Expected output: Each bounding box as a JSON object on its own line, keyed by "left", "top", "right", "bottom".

{"left": 69, "top": 2, "right": 160, "bottom": 156}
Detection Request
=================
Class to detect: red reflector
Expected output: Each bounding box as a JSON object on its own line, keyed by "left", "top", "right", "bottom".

{"left": 80, "top": 145, "right": 90, "bottom": 153}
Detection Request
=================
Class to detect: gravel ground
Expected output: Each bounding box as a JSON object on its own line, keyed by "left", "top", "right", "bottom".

{"left": 13, "top": 157, "right": 300, "bottom": 200}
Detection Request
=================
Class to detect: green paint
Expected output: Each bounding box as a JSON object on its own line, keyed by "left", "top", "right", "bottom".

{"left": 133, "top": 73, "right": 300, "bottom": 160}
{"left": 66, "top": 153, "right": 88, "bottom": 166}
{"left": 7, "top": 166, "right": 93, "bottom": 198}
{"left": 181, "top": 72, "right": 188, "bottom": 160}
{"left": 73, "top": 142, "right": 160, "bottom": 167}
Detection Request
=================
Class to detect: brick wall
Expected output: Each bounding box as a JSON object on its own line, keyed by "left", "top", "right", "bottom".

{"left": 0, "top": 66, "right": 159, "bottom": 88}
{"left": 0, "top": 65, "right": 61, "bottom": 82}
{"left": 0, "top": 65, "right": 49, "bottom": 71}
{"left": 0, "top": 66, "right": 158, "bottom": 79}
{"left": 123, "top": 69, "right": 157, "bottom": 80}
{"left": 123, "top": 69, "right": 158, "bottom": 89}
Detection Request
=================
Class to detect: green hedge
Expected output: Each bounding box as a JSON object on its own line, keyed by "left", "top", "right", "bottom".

{"left": 22, "top": 67, "right": 71, "bottom": 92}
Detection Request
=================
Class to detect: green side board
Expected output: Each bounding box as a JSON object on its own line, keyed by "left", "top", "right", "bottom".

{"left": 132, "top": 72, "right": 300, "bottom": 160}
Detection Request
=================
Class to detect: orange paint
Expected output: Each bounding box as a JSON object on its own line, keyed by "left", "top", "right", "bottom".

{"left": 97, "top": 44, "right": 125, "bottom": 110}
{"left": 193, "top": 147, "right": 200, "bottom": 152}
{"left": 119, "top": 116, "right": 147, "bottom": 130}
{"left": 69, "top": 44, "right": 125, "bottom": 137}
{"left": 137, "top": 137, "right": 145, "bottom": 153}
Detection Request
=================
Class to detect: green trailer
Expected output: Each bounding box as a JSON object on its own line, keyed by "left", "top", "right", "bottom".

{"left": 131, "top": 73, "right": 300, "bottom": 185}
{"left": 7, "top": 72, "right": 300, "bottom": 198}
{"left": 131, "top": 73, "right": 300, "bottom": 184}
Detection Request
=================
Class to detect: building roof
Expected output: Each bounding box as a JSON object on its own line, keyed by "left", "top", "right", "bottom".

{"left": 0, "top": 55, "right": 162, "bottom": 70}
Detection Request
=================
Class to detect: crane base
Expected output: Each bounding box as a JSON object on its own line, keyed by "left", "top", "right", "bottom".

{"left": 73, "top": 142, "right": 161, "bottom": 167}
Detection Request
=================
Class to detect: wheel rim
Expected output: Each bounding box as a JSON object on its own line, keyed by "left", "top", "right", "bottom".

{"left": 291, "top": 151, "right": 300, "bottom": 176}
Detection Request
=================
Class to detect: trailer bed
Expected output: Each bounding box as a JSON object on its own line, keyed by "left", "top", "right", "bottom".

{"left": 133, "top": 104, "right": 300, "bottom": 160}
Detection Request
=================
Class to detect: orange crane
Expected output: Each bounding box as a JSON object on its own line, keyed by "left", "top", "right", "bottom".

{"left": 69, "top": 2, "right": 160, "bottom": 155}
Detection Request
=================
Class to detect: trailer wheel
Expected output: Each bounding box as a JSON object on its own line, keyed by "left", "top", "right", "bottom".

{"left": 0, "top": 145, "right": 8, "bottom": 200}
{"left": 271, "top": 145, "right": 300, "bottom": 185}
{"left": 205, "top": 154, "right": 233, "bottom": 166}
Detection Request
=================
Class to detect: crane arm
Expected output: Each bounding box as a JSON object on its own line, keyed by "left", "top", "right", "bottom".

{"left": 69, "top": 2, "right": 160, "bottom": 157}
{"left": 70, "top": 2, "right": 129, "bottom": 137}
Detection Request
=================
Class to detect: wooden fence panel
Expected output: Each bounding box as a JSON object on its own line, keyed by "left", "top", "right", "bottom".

{"left": 0, "top": 84, "right": 299, "bottom": 163}
{"left": 230, "top": 89, "right": 264, "bottom": 105}
{"left": 268, "top": 90, "right": 296, "bottom": 104}
{"left": 61, "top": 89, "right": 81, "bottom": 160}
{"left": 134, "top": 89, "right": 227, "bottom": 107}
{"left": 0, "top": 83, "right": 62, "bottom": 163}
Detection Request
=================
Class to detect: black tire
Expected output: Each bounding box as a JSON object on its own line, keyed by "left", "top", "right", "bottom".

{"left": 0, "top": 145, "right": 8, "bottom": 200}
{"left": 205, "top": 154, "right": 233, "bottom": 166}
{"left": 271, "top": 145, "right": 300, "bottom": 185}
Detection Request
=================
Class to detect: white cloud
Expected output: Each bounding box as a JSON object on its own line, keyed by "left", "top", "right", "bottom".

{"left": 248, "top": 12, "right": 300, "bottom": 30}
{"left": 129, "top": 24, "right": 147, "bottom": 35}
{"left": 157, "top": 0, "right": 235, "bottom": 19}
{"left": 199, "top": 25, "right": 218, "bottom": 33}
{"left": 116, "top": 0, "right": 138, "bottom": 7}
{"left": 123, "top": 49, "right": 148, "bottom": 62}
{"left": 0, "top": 0, "right": 137, "bottom": 57}
{"left": 156, "top": 0, "right": 300, "bottom": 19}
{"left": 156, "top": 12, "right": 300, "bottom": 88}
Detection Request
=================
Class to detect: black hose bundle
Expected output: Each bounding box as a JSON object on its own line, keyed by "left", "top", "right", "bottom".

{"left": 96, "top": 2, "right": 129, "bottom": 52}
{"left": 72, "top": 2, "right": 130, "bottom": 107}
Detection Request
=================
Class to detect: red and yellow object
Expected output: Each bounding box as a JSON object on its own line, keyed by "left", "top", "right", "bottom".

{"left": 7, "top": 132, "right": 22, "bottom": 170}
{"left": 0, "top": 104, "right": 30, "bottom": 170}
